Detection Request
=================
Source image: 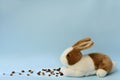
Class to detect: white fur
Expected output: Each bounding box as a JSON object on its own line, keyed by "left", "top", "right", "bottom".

{"left": 96, "top": 69, "right": 107, "bottom": 77}
{"left": 60, "top": 47, "right": 73, "bottom": 66}
{"left": 60, "top": 53, "right": 96, "bottom": 77}
{"left": 110, "top": 61, "right": 116, "bottom": 73}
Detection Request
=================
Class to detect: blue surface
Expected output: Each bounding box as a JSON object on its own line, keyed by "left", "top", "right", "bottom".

{"left": 0, "top": 0, "right": 120, "bottom": 80}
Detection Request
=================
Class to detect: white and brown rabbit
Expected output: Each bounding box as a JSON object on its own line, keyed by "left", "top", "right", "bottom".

{"left": 60, "top": 37, "right": 115, "bottom": 77}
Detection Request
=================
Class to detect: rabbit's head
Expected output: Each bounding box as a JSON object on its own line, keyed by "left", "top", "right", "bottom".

{"left": 60, "top": 37, "right": 94, "bottom": 66}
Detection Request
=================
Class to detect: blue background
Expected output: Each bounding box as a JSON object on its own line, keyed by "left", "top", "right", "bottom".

{"left": 0, "top": 0, "right": 120, "bottom": 80}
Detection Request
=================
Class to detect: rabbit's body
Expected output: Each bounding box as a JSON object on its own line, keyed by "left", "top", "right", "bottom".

{"left": 60, "top": 37, "right": 115, "bottom": 78}
{"left": 61, "top": 54, "right": 96, "bottom": 77}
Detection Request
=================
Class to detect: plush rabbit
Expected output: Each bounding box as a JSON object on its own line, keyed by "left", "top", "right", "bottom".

{"left": 60, "top": 37, "right": 115, "bottom": 78}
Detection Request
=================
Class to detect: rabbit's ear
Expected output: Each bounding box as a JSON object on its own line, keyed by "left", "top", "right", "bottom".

{"left": 72, "top": 37, "right": 91, "bottom": 47}
{"left": 72, "top": 37, "right": 94, "bottom": 50}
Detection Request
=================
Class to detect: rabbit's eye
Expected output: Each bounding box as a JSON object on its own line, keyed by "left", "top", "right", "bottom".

{"left": 67, "top": 54, "right": 70, "bottom": 57}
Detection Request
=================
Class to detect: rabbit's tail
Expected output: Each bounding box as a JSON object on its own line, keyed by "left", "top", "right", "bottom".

{"left": 110, "top": 61, "right": 116, "bottom": 73}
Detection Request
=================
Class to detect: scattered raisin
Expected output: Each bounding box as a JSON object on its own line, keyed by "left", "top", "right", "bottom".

{"left": 10, "top": 74, "right": 13, "bottom": 76}
{"left": 57, "top": 68, "right": 61, "bottom": 71}
{"left": 42, "top": 69, "right": 46, "bottom": 71}
{"left": 56, "top": 75, "right": 58, "bottom": 77}
{"left": 19, "top": 73, "right": 22, "bottom": 75}
{"left": 3, "top": 73, "right": 5, "bottom": 75}
{"left": 37, "top": 71, "right": 41, "bottom": 75}
{"left": 48, "top": 74, "right": 51, "bottom": 76}
{"left": 60, "top": 72, "right": 64, "bottom": 76}
{"left": 11, "top": 71, "right": 15, "bottom": 74}
{"left": 27, "top": 74, "right": 30, "bottom": 76}
{"left": 21, "top": 70, "right": 25, "bottom": 73}
{"left": 41, "top": 72, "right": 45, "bottom": 75}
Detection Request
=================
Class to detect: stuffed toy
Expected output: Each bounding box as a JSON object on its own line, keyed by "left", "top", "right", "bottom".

{"left": 60, "top": 37, "right": 115, "bottom": 78}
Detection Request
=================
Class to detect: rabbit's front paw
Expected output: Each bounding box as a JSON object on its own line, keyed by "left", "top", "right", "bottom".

{"left": 60, "top": 67, "right": 82, "bottom": 76}
{"left": 60, "top": 67, "right": 70, "bottom": 75}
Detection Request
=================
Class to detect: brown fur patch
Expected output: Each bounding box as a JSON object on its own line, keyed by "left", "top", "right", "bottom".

{"left": 89, "top": 53, "right": 112, "bottom": 72}
{"left": 66, "top": 48, "right": 82, "bottom": 65}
